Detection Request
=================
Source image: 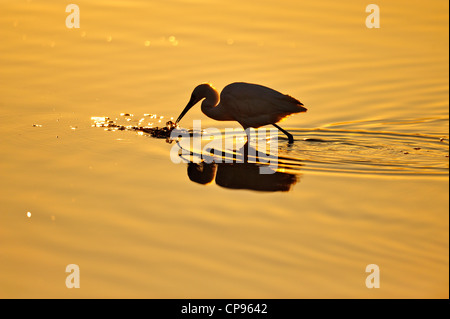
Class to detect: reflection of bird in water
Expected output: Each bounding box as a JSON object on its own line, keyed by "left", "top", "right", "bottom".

{"left": 176, "top": 82, "right": 307, "bottom": 144}
{"left": 187, "top": 162, "right": 298, "bottom": 192}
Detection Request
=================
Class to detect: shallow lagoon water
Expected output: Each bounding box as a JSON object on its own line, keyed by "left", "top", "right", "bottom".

{"left": 0, "top": 0, "right": 448, "bottom": 298}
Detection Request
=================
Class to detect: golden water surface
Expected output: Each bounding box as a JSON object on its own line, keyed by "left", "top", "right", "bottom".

{"left": 0, "top": 0, "right": 448, "bottom": 298}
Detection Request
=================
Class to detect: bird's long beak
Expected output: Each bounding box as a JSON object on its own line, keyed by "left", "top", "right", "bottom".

{"left": 176, "top": 95, "right": 196, "bottom": 124}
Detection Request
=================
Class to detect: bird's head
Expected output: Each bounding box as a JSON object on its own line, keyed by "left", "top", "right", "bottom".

{"left": 176, "top": 83, "right": 215, "bottom": 124}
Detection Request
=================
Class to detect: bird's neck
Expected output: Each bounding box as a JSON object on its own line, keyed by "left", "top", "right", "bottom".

{"left": 201, "top": 89, "right": 227, "bottom": 121}
{"left": 201, "top": 101, "right": 221, "bottom": 121}
{"left": 202, "top": 87, "right": 220, "bottom": 108}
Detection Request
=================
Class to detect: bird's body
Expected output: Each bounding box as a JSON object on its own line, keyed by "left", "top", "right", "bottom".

{"left": 176, "top": 82, "right": 307, "bottom": 143}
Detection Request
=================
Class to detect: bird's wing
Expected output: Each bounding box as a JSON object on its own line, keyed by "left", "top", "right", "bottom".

{"left": 220, "top": 83, "right": 306, "bottom": 128}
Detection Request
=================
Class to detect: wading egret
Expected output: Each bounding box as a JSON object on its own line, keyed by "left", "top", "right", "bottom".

{"left": 175, "top": 82, "right": 307, "bottom": 143}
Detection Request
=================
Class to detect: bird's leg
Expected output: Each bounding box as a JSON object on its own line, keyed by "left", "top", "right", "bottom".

{"left": 273, "top": 124, "right": 294, "bottom": 144}
{"left": 241, "top": 130, "right": 250, "bottom": 162}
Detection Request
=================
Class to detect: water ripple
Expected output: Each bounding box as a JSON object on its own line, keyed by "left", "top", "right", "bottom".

{"left": 277, "top": 128, "right": 449, "bottom": 177}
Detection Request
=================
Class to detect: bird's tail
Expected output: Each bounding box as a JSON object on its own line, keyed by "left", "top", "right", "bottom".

{"left": 284, "top": 94, "right": 307, "bottom": 113}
